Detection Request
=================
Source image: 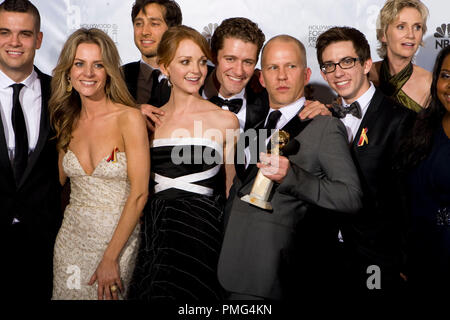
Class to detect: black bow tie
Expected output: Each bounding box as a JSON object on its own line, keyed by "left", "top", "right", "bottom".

{"left": 331, "top": 101, "right": 362, "bottom": 119}
{"left": 209, "top": 96, "right": 243, "bottom": 114}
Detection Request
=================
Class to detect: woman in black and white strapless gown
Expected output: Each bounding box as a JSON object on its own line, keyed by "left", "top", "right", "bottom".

{"left": 128, "top": 26, "right": 239, "bottom": 301}
{"left": 130, "top": 138, "right": 226, "bottom": 300}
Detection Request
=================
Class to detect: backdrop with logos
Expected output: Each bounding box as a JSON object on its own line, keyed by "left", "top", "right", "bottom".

{"left": 33, "top": 0, "right": 449, "bottom": 101}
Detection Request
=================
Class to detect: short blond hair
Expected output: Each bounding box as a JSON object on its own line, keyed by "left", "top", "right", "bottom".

{"left": 376, "top": 0, "right": 429, "bottom": 58}
{"left": 262, "top": 35, "right": 307, "bottom": 67}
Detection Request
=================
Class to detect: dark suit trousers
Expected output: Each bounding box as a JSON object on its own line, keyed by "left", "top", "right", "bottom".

{"left": 4, "top": 222, "right": 54, "bottom": 300}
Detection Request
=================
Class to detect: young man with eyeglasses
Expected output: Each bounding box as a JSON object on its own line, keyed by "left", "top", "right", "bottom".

{"left": 316, "top": 26, "right": 413, "bottom": 296}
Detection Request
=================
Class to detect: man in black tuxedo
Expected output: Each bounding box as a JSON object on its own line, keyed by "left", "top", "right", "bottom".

{"left": 122, "top": 0, "right": 181, "bottom": 111}
{"left": 0, "top": 0, "right": 61, "bottom": 300}
{"left": 217, "top": 35, "right": 363, "bottom": 300}
{"left": 316, "top": 27, "right": 413, "bottom": 294}
{"left": 202, "top": 17, "right": 269, "bottom": 132}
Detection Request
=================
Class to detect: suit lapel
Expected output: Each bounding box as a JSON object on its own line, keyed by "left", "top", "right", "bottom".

{"left": 0, "top": 111, "right": 14, "bottom": 184}
{"left": 239, "top": 110, "right": 312, "bottom": 190}
{"left": 234, "top": 117, "right": 266, "bottom": 180}
{"left": 18, "top": 67, "right": 51, "bottom": 188}
{"left": 351, "top": 89, "right": 383, "bottom": 152}
{"left": 244, "top": 102, "right": 268, "bottom": 131}
{"left": 123, "top": 61, "right": 139, "bottom": 100}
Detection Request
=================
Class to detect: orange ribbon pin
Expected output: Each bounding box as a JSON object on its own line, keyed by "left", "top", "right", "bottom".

{"left": 106, "top": 147, "right": 119, "bottom": 163}
{"left": 357, "top": 128, "right": 368, "bottom": 147}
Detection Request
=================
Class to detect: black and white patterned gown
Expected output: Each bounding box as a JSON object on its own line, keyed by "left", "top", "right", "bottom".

{"left": 129, "top": 138, "right": 225, "bottom": 301}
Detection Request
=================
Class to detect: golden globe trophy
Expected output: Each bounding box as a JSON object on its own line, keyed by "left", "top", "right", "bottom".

{"left": 241, "top": 130, "right": 290, "bottom": 211}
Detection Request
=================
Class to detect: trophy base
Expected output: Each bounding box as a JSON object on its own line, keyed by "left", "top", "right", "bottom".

{"left": 241, "top": 194, "right": 273, "bottom": 211}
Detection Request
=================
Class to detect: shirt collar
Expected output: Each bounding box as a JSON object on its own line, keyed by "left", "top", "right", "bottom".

{"left": 218, "top": 87, "right": 245, "bottom": 100}
{"left": 265, "top": 96, "right": 306, "bottom": 126}
{"left": 341, "top": 82, "right": 376, "bottom": 113}
{"left": 0, "top": 68, "right": 37, "bottom": 89}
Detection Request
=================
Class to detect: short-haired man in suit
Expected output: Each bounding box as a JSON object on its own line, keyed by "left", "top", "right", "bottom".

{"left": 316, "top": 26, "right": 413, "bottom": 294}
{"left": 0, "top": 0, "right": 61, "bottom": 300}
{"left": 123, "top": 0, "right": 181, "bottom": 114}
{"left": 202, "top": 17, "right": 268, "bottom": 132}
{"left": 217, "top": 35, "right": 363, "bottom": 300}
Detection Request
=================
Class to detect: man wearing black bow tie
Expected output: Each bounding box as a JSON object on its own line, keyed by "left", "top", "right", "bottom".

{"left": 218, "top": 35, "right": 362, "bottom": 300}
{"left": 316, "top": 27, "right": 413, "bottom": 295}
{"left": 202, "top": 17, "right": 269, "bottom": 132}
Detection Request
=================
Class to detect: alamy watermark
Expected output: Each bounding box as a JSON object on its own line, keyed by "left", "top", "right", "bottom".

{"left": 168, "top": 121, "right": 282, "bottom": 173}
{"left": 66, "top": 265, "right": 81, "bottom": 290}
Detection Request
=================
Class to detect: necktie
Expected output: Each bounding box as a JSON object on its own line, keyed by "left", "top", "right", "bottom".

{"left": 150, "top": 69, "right": 162, "bottom": 95}
{"left": 151, "top": 68, "right": 161, "bottom": 84}
{"left": 331, "top": 101, "right": 362, "bottom": 119}
{"left": 209, "top": 96, "right": 243, "bottom": 114}
{"left": 148, "top": 69, "right": 171, "bottom": 107}
{"left": 11, "top": 83, "right": 28, "bottom": 185}
{"left": 264, "top": 110, "right": 282, "bottom": 152}
{"left": 264, "top": 110, "right": 282, "bottom": 131}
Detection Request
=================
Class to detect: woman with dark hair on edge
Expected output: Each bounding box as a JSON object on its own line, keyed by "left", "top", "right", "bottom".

{"left": 397, "top": 45, "right": 450, "bottom": 291}
{"left": 50, "top": 28, "right": 149, "bottom": 300}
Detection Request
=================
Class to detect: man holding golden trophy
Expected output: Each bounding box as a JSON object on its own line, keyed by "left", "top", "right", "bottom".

{"left": 218, "top": 35, "right": 363, "bottom": 300}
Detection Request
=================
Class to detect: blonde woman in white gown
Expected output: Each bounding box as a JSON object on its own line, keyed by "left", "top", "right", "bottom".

{"left": 49, "top": 28, "right": 149, "bottom": 300}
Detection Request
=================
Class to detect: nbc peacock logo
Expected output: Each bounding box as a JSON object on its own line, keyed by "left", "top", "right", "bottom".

{"left": 434, "top": 23, "right": 450, "bottom": 49}
{"left": 202, "top": 23, "right": 218, "bottom": 46}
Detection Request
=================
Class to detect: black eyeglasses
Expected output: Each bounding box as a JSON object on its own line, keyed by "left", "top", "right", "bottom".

{"left": 320, "top": 57, "right": 360, "bottom": 74}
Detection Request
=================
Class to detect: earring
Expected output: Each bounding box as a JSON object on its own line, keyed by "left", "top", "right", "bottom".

{"left": 66, "top": 77, "right": 72, "bottom": 93}
{"left": 167, "top": 75, "right": 172, "bottom": 87}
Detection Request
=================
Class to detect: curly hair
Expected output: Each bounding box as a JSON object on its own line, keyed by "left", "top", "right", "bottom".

{"left": 49, "top": 28, "right": 136, "bottom": 152}
{"left": 395, "top": 45, "right": 450, "bottom": 173}
{"left": 131, "top": 0, "right": 182, "bottom": 27}
{"left": 210, "top": 17, "right": 265, "bottom": 62}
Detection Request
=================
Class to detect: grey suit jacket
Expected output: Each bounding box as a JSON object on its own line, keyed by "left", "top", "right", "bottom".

{"left": 218, "top": 114, "right": 362, "bottom": 300}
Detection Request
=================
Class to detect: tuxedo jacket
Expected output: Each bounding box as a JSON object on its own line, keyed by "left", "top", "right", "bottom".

{"left": 122, "top": 61, "right": 170, "bottom": 107}
{"left": 0, "top": 67, "right": 61, "bottom": 299}
{"left": 339, "top": 89, "right": 414, "bottom": 281}
{"left": 218, "top": 112, "right": 363, "bottom": 300}
{"left": 243, "top": 89, "right": 269, "bottom": 131}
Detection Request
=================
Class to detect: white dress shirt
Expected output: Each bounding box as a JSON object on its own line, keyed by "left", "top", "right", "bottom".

{"left": 202, "top": 72, "right": 247, "bottom": 132}
{"left": 339, "top": 82, "right": 376, "bottom": 143}
{"left": 336, "top": 83, "right": 375, "bottom": 243}
{"left": 0, "top": 69, "right": 42, "bottom": 160}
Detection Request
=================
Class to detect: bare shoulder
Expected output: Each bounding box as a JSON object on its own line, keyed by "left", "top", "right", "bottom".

{"left": 211, "top": 106, "right": 240, "bottom": 130}
{"left": 116, "top": 104, "right": 145, "bottom": 128}
{"left": 196, "top": 99, "right": 238, "bottom": 128}
{"left": 413, "top": 64, "right": 432, "bottom": 86}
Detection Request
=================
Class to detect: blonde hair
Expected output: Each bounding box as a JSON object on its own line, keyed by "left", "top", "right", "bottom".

{"left": 376, "top": 0, "right": 429, "bottom": 58}
{"left": 49, "top": 28, "right": 136, "bottom": 151}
